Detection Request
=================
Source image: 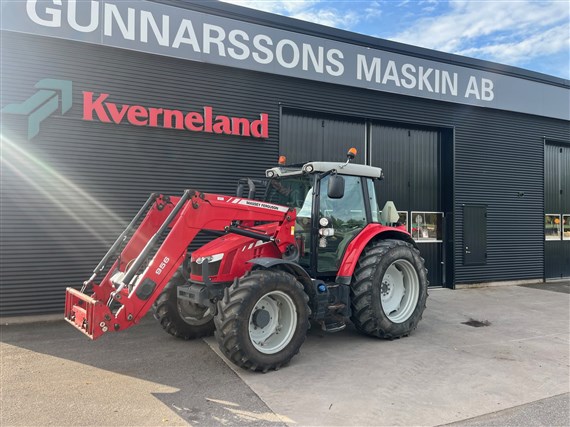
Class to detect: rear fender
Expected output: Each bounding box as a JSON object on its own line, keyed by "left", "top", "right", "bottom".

{"left": 336, "top": 224, "right": 416, "bottom": 285}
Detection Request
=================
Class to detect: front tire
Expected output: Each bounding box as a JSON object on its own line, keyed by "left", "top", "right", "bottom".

{"left": 152, "top": 273, "right": 215, "bottom": 340}
{"left": 214, "top": 270, "right": 310, "bottom": 372}
{"left": 351, "top": 239, "right": 428, "bottom": 339}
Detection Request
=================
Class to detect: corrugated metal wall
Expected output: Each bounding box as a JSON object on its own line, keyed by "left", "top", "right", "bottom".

{"left": 280, "top": 111, "right": 366, "bottom": 163}
{"left": 1, "top": 25, "right": 569, "bottom": 315}
{"left": 370, "top": 126, "right": 411, "bottom": 209}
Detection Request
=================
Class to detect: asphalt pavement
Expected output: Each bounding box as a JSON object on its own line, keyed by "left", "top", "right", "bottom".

{"left": 1, "top": 282, "right": 569, "bottom": 426}
{"left": 1, "top": 317, "right": 284, "bottom": 426}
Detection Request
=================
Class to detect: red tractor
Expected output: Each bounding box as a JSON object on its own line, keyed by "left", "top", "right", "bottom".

{"left": 65, "top": 149, "right": 428, "bottom": 372}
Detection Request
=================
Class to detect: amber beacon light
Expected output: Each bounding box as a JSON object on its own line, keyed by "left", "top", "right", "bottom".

{"left": 347, "top": 147, "right": 357, "bottom": 160}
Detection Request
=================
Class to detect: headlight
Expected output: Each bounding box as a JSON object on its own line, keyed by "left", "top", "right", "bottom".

{"left": 192, "top": 253, "right": 224, "bottom": 277}
{"left": 195, "top": 253, "right": 224, "bottom": 264}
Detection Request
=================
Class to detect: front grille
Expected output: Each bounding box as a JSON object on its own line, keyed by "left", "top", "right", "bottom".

{"left": 190, "top": 260, "right": 221, "bottom": 277}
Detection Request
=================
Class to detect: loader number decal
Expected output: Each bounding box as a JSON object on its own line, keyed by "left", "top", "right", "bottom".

{"left": 155, "top": 257, "right": 170, "bottom": 275}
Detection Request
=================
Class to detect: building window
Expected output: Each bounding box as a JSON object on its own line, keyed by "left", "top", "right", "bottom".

{"left": 563, "top": 215, "right": 570, "bottom": 240}
{"left": 545, "top": 214, "right": 561, "bottom": 240}
{"left": 411, "top": 212, "right": 443, "bottom": 242}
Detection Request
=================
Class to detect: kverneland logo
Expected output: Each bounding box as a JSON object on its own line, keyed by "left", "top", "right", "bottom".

{"left": 83, "top": 92, "right": 269, "bottom": 138}
{"left": 2, "top": 79, "right": 269, "bottom": 140}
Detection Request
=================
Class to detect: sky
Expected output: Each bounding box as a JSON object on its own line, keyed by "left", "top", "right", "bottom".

{"left": 220, "top": 0, "right": 570, "bottom": 80}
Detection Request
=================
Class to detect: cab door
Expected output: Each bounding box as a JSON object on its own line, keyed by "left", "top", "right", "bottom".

{"left": 315, "top": 175, "right": 368, "bottom": 274}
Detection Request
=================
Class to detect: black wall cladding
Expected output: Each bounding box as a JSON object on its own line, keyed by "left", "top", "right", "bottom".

{"left": 1, "top": 27, "right": 569, "bottom": 315}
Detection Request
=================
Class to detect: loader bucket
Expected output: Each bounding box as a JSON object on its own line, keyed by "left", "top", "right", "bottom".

{"left": 64, "top": 287, "right": 112, "bottom": 340}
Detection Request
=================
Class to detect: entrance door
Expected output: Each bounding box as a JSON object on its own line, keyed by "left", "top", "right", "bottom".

{"left": 370, "top": 125, "right": 444, "bottom": 286}
{"left": 545, "top": 143, "right": 570, "bottom": 279}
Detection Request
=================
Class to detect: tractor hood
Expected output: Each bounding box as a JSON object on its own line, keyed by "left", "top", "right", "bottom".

{"left": 189, "top": 223, "right": 282, "bottom": 284}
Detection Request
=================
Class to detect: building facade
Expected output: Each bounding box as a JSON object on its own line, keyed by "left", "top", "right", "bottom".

{"left": 1, "top": 0, "right": 569, "bottom": 316}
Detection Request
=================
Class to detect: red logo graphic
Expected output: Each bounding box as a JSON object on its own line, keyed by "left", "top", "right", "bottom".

{"left": 83, "top": 92, "right": 268, "bottom": 138}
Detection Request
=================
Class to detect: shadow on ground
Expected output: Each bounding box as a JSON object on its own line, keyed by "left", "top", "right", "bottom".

{"left": 1, "top": 315, "right": 288, "bottom": 426}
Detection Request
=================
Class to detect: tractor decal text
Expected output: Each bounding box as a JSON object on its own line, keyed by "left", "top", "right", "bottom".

{"left": 238, "top": 200, "right": 289, "bottom": 212}
{"left": 83, "top": 92, "right": 269, "bottom": 138}
{"left": 155, "top": 256, "right": 170, "bottom": 276}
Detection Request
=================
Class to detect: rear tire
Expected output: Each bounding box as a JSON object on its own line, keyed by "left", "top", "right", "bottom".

{"left": 351, "top": 239, "right": 428, "bottom": 339}
{"left": 152, "top": 273, "right": 215, "bottom": 340}
{"left": 214, "top": 270, "right": 310, "bottom": 372}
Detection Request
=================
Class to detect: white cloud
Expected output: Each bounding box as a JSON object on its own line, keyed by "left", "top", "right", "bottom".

{"left": 219, "top": 0, "right": 362, "bottom": 30}
{"left": 293, "top": 9, "right": 360, "bottom": 28}
{"left": 219, "top": 0, "right": 569, "bottom": 77}
{"left": 458, "top": 24, "right": 570, "bottom": 66}
{"left": 365, "top": 1, "right": 383, "bottom": 19}
{"left": 219, "top": 0, "right": 319, "bottom": 15}
{"left": 389, "top": 0, "right": 570, "bottom": 71}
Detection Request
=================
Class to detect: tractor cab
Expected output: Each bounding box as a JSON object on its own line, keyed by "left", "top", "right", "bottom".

{"left": 263, "top": 149, "right": 400, "bottom": 278}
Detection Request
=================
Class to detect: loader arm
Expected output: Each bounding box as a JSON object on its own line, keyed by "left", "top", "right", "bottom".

{"left": 65, "top": 190, "right": 296, "bottom": 339}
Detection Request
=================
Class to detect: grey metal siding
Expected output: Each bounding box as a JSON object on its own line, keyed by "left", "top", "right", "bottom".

{"left": 280, "top": 114, "right": 324, "bottom": 163}
{"left": 410, "top": 129, "right": 441, "bottom": 211}
{"left": 1, "top": 29, "right": 569, "bottom": 315}
{"left": 280, "top": 112, "right": 366, "bottom": 164}
{"left": 545, "top": 144, "right": 561, "bottom": 212}
{"left": 452, "top": 115, "right": 550, "bottom": 283}
{"left": 370, "top": 126, "right": 411, "bottom": 209}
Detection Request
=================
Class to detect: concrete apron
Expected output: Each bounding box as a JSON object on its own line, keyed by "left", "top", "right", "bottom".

{"left": 205, "top": 285, "right": 570, "bottom": 426}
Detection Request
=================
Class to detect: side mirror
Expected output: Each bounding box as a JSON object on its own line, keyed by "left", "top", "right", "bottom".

{"left": 327, "top": 174, "right": 345, "bottom": 199}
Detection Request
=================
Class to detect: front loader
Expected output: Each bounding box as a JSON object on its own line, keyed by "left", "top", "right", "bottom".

{"left": 65, "top": 149, "right": 428, "bottom": 372}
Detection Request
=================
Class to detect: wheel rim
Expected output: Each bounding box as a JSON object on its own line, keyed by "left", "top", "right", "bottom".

{"left": 248, "top": 290, "right": 297, "bottom": 354}
{"left": 177, "top": 300, "right": 213, "bottom": 326}
{"left": 379, "top": 259, "right": 420, "bottom": 323}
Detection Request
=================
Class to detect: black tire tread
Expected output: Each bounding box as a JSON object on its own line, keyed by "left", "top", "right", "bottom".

{"left": 152, "top": 287, "right": 215, "bottom": 340}
{"left": 350, "top": 239, "right": 428, "bottom": 339}
{"left": 214, "top": 270, "right": 310, "bottom": 372}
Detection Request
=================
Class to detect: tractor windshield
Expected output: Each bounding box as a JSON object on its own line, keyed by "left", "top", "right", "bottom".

{"left": 264, "top": 175, "right": 314, "bottom": 212}
{"left": 265, "top": 174, "right": 315, "bottom": 269}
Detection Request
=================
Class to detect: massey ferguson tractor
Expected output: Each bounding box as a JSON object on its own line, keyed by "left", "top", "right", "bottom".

{"left": 65, "top": 149, "right": 428, "bottom": 372}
